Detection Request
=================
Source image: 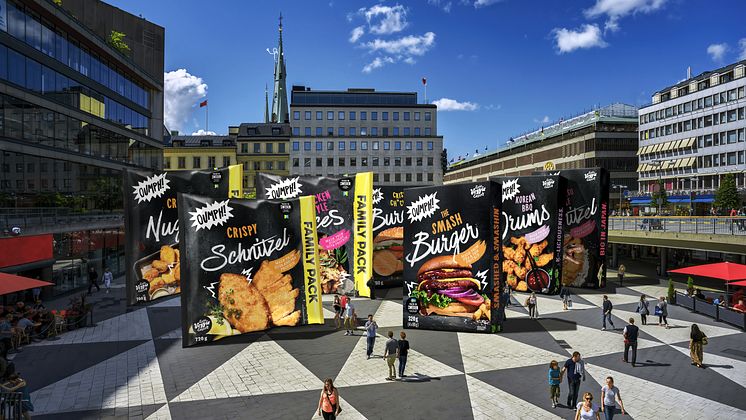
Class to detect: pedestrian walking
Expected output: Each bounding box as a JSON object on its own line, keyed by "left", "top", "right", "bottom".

{"left": 655, "top": 296, "right": 669, "bottom": 328}
{"left": 366, "top": 278, "right": 377, "bottom": 300}
{"left": 317, "top": 378, "right": 341, "bottom": 420}
{"left": 575, "top": 392, "right": 600, "bottom": 420}
{"left": 561, "top": 288, "right": 572, "bottom": 311}
{"left": 526, "top": 292, "right": 538, "bottom": 319}
{"left": 343, "top": 299, "right": 356, "bottom": 336}
{"left": 617, "top": 264, "right": 625, "bottom": 287}
{"left": 383, "top": 331, "right": 398, "bottom": 380}
{"left": 364, "top": 314, "right": 378, "bottom": 359}
{"left": 602, "top": 295, "right": 615, "bottom": 331}
{"left": 87, "top": 266, "right": 100, "bottom": 295}
{"left": 600, "top": 377, "right": 625, "bottom": 420}
{"left": 102, "top": 267, "right": 113, "bottom": 294}
{"left": 1, "top": 372, "right": 32, "bottom": 420}
{"left": 333, "top": 294, "right": 342, "bottom": 329}
{"left": 622, "top": 318, "right": 639, "bottom": 367}
{"left": 636, "top": 294, "right": 649, "bottom": 325}
{"left": 397, "top": 331, "right": 409, "bottom": 378}
{"left": 548, "top": 360, "right": 562, "bottom": 408}
{"left": 561, "top": 351, "right": 586, "bottom": 408}
{"left": 689, "top": 324, "right": 707, "bottom": 368}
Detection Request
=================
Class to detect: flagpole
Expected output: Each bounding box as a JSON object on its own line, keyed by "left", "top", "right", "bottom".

{"left": 206, "top": 102, "right": 209, "bottom": 132}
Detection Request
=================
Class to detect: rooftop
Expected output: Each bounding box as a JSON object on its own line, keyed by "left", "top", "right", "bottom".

{"left": 291, "top": 86, "right": 431, "bottom": 106}
{"left": 168, "top": 135, "right": 234, "bottom": 148}
{"left": 231, "top": 123, "right": 292, "bottom": 138}
{"left": 654, "top": 59, "right": 746, "bottom": 96}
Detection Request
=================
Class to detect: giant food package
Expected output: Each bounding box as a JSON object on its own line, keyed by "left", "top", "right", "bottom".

{"left": 533, "top": 168, "right": 609, "bottom": 288}
{"left": 123, "top": 166, "right": 242, "bottom": 305}
{"left": 402, "top": 182, "right": 502, "bottom": 333}
{"left": 178, "top": 193, "right": 323, "bottom": 347}
{"left": 372, "top": 186, "right": 405, "bottom": 287}
{"left": 256, "top": 173, "right": 373, "bottom": 297}
{"left": 493, "top": 175, "right": 566, "bottom": 295}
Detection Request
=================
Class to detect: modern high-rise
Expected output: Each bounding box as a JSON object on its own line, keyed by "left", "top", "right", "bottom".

{"left": 0, "top": 0, "right": 164, "bottom": 297}
{"left": 637, "top": 60, "right": 746, "bottom": 207}
{"left": 289, "top": 86, "right": 444, "bottom": 185}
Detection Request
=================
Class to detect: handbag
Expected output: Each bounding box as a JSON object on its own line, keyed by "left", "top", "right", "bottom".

{"left": 702, "top": 337, "right": 708, "bottom": 345}
{"left": 654, "top": 306, "right": 662, "bottom": 316}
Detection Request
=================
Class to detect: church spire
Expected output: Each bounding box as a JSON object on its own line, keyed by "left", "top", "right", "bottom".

{"left": 264, "top": 84, "right": 269, "bottom": 123}
{"left": 271, "top": 13, "right": 289, "bottom": 124}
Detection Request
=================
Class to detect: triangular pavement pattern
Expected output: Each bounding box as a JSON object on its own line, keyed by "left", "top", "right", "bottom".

{"left": 269, "top": 328, "right": 362, "bottom": 382}
{"left": 307, "top": 397, "right": 367, "bottom": 420}
{"left": 543, "top": 323, "right": 662, "bottom": 358}
{"left": 145, "top": 403, "right": 172, "bottom": 420}
{"left": 581, "top": 292, "right": 642, "bottom": 308}
{"left": 147, "top": 306, "right": 181, "bottom": 340}
{"left": 149, "top": 296, "right": 182, "bottom": 308}
{"left": 670, "top": 345, "right": 746, "bottom": 390}
{"left": 157, "top": 327, "right": 182, "bottom": 339}
{"left": 334, "top": 333, "right": 462, "bottom": 387}
{"left": 466, "top": 374, "right": 562, "bottom": 419}
{"left": 585, "top": 363, "right": 746, "bottom": 419}
{"left": 372, "top": 299, "right": 404, "bottom": 328}
{"left": 458, "top": 331, "right": 567, "bottom": 373}
{"left": 171, "top": 336, "right": 322, "bottom": 402}
{"left": 611, "top": 308, "right": 741, "bottom": 344}
{"left": 30, "top": 340, "right": 167, "bottom": 415}
{"left": 32, "top": 307, "right": 152, "bottom": 346}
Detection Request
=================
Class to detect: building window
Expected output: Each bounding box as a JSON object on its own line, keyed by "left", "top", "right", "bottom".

{"left": 415, "top": 128, "right": 421, "bottom": 136}
{"left": 178, "top": 157, "right": 186, "bottom": 168}
{"left": 404, "top": 112, "right": 410, "bottom": 121}
{"left": 371, "top": 127, "right": 378, "bottom": 136}
{"left": 338, "top": 127, "right": 345, "bottom": 136}
{"left": 305, "top": 111, "right": 311, "bottom": 120}
{"left": 395, "top": 173, "right": 401, "bottom": 183}
{"left": 254, "top": 143, "right": 261, "bottom": 153}
{"left": 361, "top": 127, "right": 367, "bottom": 136}
{"left": 316, "top": 127, "right": 323, "bottom": 136}
{"left": 304, "top": 158, "right": 311, "bottom": 167}
{"left": 384, "top": 141, "right": 390, "bottom": 150}
{"left": 279, "top": 143, "right": 286, "bottom": 153}
{"left": 292, "top": 127, "right": 300, "bottom": 136}
{"left": 393, "top": 112, "right": 399, "bottom": 121}
{"left": 327, "top": 158, "right": 334, "bottom": 167}
{"left": 361, "top": 111, "right": 367, "bottom": 120}
{"left": 395, "top": 157, "right": 401, "bottom": 166}
{"left": 427, "top": 141, "right": 434, "bottom": 150}
{"left": 278, "top": 161, "right": 286, "bottom": 170}
{"left": 406, "top": 157, "right": 412, "bottom": 166}
{"left": 293, "top": 158, "right": 299, "bottom": 167}
{"left": 395, "top": 141, "right": 401, "bottom": 150}
{"left": 327, "top": 111, "right": 334, "bottom": 120}
{"left": 406, "top": 173, "right": 412, "bottom": 183}
{"left": 266, "top": 143, "right": 274, "bottom": 153}
{"left": 316, "top": 141, "right": 323, "bottom": 151}
{"left": 404, "top": 128, "right": 411, "bottom": 136}
{"left": 326, "top": 127, "right": 333, "bottom": 136}
{"left": 415, "top": 112, "right": 421, "bottom": 121}
{"left": 241, "top": 143, "right": 249, "bottom": 153}
{"left": 316, "top": 111, "right": 323, "bottom": 120}
{"left": 382, "top": 127, "right": 389, "bottom": 136}
{"left": 416, "top": 157, "right": 423, "bottom": 166}
{"left": 427, "top": 157, "right": 433, "bottom": 166}
{"left": 253, "top": 161, "right": 260, "bottom": 170}
{"left": 362, "top": 158, "right": 368, "bottom": 166}
{"left": 293, "top": 111, "right": 300, "bottom": 120}
{"left": 339, "top": 141, "right": 345, "bottom": 151}
{"left": 371, "top": 111, "right": 378, "bottom": 121}
{"left": 305, "top": 127, "right": 312, "bottom": 136}
{"left": 373, "top": 141, "right": 379, "bottom": 150}
{"left": 304, "top": 141, "right": 311, "bottom": 151}
{"left": 164, "top": 157, "right": 171, "bottom": 169}
{"left": 350, "top": 157, "right": 357, "bottom": 166}
{"left": 425, "top": 128, "right": 431, "bottom": 136}
{"left": 425, "top": 112, "right": 431, "bottom": 121}
{"left": 339, "top": 157, "right": 345, "bottom": 166}
{"left": 193, "top": 157, "right": 201, "bottom": 168}
{"left": 328, "top": 141, "right": 334, "bottom": 150}
{"left": 350, "top": 111, "right": 356, "bottom": 120}
{"left": 428, "top": 173, "right": 433, "bottom": 182}
{"left": 384, "top": 173, "right": 390, "bottom": 182}
{"left": 405, "top": 141, "right": 412, "bottom": 150}
{"left": 349, "top": 127, "right": 356, "bottom": 136}
{"left": 265, "top": 161, "right": 274, "bottom": 170}
{"left": 382, "top": 112, "right": 389, "bottom": 121}
{"left": 293, "top": 141, "right": 300, "bottom": 151}
{"left": 393, "top": 127, "right": 399, "bottom": 136}
{"left": 223, "top": 156, "right": 230, "bottom": 167}
{"left": 361, "top": 141, "right": 368, "bottom": 150}
{"left": 338, "top": 111, "right": 345, "bottom": 120}
{"left": 373, "top": 157, "right": 379, "bottom": 166}
{"left": 416, "top": 141, "right": 423, "bottom": 150}
{"left": 350, "top": 141, "right": 357, "bottom": 151}
{"left": 316, "top": 158, "right": 322, "bottom": 167}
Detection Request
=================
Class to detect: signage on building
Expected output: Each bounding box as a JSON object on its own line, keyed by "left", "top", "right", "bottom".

{"left": 0, "top": 0, "right": 7, "bottom": 33}
{"left": 543, "top": 161, "right": 556, "bottom": 171}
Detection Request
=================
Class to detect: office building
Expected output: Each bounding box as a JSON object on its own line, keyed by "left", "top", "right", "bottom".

{"left": 0, "top": 0, "right": 164, "bottom": 296}
{"left": 164, "top": 134, "right": 236, "bottom": 171}
{"left": 636, "top": 60, "right": 746, "bottom": 208}
{"left": 228, "top": 123, "right": 290, "bottom": 194}
{"left": 444, "top": 103, "right": 639, "bottom": 206}
{"left": 289, "top": 86, "right": 443, "bottom": 185}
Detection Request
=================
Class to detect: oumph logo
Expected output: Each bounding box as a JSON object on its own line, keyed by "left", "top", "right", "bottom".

{"left": 502, "top": 178, "right": 520, "bottom": 202}
{"left": 584, "top": 171, "right": 597, "bottom": 182}
{"left": 406, "top": 192, "right": 440, "bottom": 222}
{"left": 265, "top": 177, "right": 302, "bottom": 199}
{"left": 189, "top": 200, "right": 234, "bottom": 231}
{"left": 133, "top": 173, "right": 170, "bottom": 203}
{"left": 470, "top": 185, "right": 486, "bottom": 199}
{"left": 372, "top": 188, "right": 384, "bottom": 205}
{"left": 542, "top": 178, "right": 555, "bottom": 189}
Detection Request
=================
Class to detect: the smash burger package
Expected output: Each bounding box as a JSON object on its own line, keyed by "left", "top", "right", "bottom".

{"left": 256, "top": 173, "right": 373, "bottom": 297}
{"left": 402, "top": 182, "right": 502, "bottom": 333}
{"left": 493, "top": 175, "right": 565, "bottom": 295}
{"left": 372, "top": 186, "right": 405, "bottom": 287}
{"left": 178, "top": 193, "right": 323, "bottom": 347}
{"left": 124, "top": 166, "right": 242, "bottom": 305}
{"left": 533, "top": 168, "right": 610, "bottom": 288}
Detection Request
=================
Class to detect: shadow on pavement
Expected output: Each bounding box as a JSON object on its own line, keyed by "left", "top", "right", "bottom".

{"left": 398, "top": 373, "right": 442, "bottom": 383}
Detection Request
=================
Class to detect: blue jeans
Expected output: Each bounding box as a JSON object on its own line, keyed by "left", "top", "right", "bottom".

{"left": 602, "top": 313, "right": 615, "bottom": 329}
{"left": 604, "top": 405, "right": 616, "bottom": 420}
{"left": 366, "top": 336, "right": 375, "bottom": 357}
{"left": 398, "top": 355, "right": 407, "bottom": 377}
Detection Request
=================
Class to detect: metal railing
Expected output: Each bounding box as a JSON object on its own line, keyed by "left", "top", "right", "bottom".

{"left": 609, "top": 216, "right": 746, "bottom": 236}
{"left": 0, "top": 391, "right": 23, "bottom": 419}
{"left": 0, "top": 208, "right": 123, "bottom": 237}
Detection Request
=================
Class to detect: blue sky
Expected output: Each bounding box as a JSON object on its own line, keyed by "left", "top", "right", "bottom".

{"left": 108, "top": 0, "right": 746, "bottom": 159}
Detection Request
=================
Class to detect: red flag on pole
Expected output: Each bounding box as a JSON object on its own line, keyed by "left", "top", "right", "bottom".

{"left": 422, "top": 78, "right": 427, "bottom": 86}
{"left": 199, "top": 100, "right": 208, "bottom": 107}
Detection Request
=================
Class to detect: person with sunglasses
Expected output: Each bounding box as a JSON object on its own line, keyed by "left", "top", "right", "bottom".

{"left": 575, "top": 392, "right": 601, "bottom": 420}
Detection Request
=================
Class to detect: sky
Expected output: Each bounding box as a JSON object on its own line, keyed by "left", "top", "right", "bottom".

{"left": 108, "top": 0, "right": 746, "bottom": 160}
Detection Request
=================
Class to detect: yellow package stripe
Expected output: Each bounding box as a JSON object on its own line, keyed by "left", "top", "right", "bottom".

{"left": 228, "top": 164, "right": 243, "bottom": 198}
{"left": 300, "top": 195, "right": 323, "bottom": 324}
{"left": 354, "top": 172, "right": 374, "bottom": 297}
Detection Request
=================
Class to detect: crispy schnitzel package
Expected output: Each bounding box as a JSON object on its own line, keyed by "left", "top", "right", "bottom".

{"left": 402, "top": 182, "right": 503, "bottom": 333}
{"left": 178, "top": 193, "right": 323, "bottom": 347}
{"left": 256, "top": 173, "right": 373, "bottom": 297}
{"left": 533, "top": 168, "right": 609, "bottom": 288}
{"left": 372, "top": 186, "right": 405, "bottom": 287}
{"left": 123, "top": 166, "right": 243, "bottom": 305}
{"left": 492, "top": 175, "right": 566, "bottom": 295}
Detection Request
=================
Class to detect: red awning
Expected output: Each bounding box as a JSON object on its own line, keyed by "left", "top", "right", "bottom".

{"left": 668, "top": 262, "right": 746, "bottom": 282}
{"left": 0, "top": 272, "right": 54, "bottom": 295}
{"left": 728, "top": 280, "right": 746, "bottom": 287}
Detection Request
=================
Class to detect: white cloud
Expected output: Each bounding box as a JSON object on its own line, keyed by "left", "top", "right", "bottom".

{"left": 552, "top": 24, "right": 608, "bottom": 53}
{"left": 474, "top": 0, "right": 502, "bottom": 8}
{"left": 164, "top": 69, "right": 208, "bottom": 133}
{"left": 484, "top": 104, "right": 502, "bottom": 111}
{"left": 191, "top": 129, "right": 217, "bottom": 136}
{"left": 584, "top": 0, "right": 667, "bottom": 33}
{"left": 364, "top": 4, "right": 408, "bottom": 35}
{"left": 707, "top": 43, "right": 728, "bottom": 62}
{"left": 428, "top": 0, "right": 453, "bottom": 12}
{"left": 403, "top": 57, "right": 416, "bottom": 65}
{"left": 362, "top": 32, "right": 436, "bottom": 56}
{"left": 362, "top": 56, "right": 395, "bottom": 73}
{"left": 739, "top": 38, "right": 746, "bottom": 60}
{"left": 432, "top": 98, "right": 479, "bottom": 111}
{"left": 350, "top": 26, "right": 365, "bottom": 43}
{"left": 534, "top": 116, "right": 550, "bottom": 123}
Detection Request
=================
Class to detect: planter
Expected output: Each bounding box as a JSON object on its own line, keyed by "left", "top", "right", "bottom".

{"left": 718, "top": 307, "right": 746, "bottom": 330}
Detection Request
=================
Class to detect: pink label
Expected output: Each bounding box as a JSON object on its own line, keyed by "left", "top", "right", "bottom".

{"left": 319, "top": 229, "right": 351, "bottom": 251}
{"left": 525, "top": 225, "right": 550, "bottom": 244}
{"left": 570, "top": 219, "right": 596, "bottom": 239}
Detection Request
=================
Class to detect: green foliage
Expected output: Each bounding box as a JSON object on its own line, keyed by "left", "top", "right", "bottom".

{"left": 53, "top": 0, "right": 62, "bottom": 6}
{"left": 667, "top": 278, "right": 675, "bottom": 302}
{"left": 714, "top": 173, "right": 741, "bottom": 211}
{"left": 108, "top": 30, "right": 131, "bottom": 54}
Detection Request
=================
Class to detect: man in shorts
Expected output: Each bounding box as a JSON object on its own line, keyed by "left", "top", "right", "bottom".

{"left": 343, "top": 298, "right": 356, "bottom": 336}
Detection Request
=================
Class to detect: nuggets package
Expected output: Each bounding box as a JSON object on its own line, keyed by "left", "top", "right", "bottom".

{"left": 402, "top": 182, "right": 502, "bottom": 333}
{"left": 256, "top": 173, "right": 373, "bottom": 297}
{"left": 372, "top": 186, "right": 405, "bottom": 287}
{"left": 123, "top": 166, "right": 242, "bottom": 305}
{"left": 534, "top": 168, "right": 610, "bottom": 288}
{"left": 178, "top": 193, "right": 323, "bottom": 347}
{"left": 493, "top": 175, "right": 566, "bottom": 295}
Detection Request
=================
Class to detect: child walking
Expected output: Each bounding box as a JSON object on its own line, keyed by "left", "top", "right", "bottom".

{"left": 548, "top": 360, "right": 562, "bottom": 408}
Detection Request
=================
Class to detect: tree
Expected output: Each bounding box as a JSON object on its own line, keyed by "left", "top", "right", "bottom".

{"left": 686, "top": 276, "right": 694, "bottom": 295}
{"left": 714, "top": 173, "right": 741, "bottom": 212}
{"left": 108, "top": 30, "right": 131, "bottom": 55}
{"left": 667, "top": 278, "right": 675, "bottom": 303}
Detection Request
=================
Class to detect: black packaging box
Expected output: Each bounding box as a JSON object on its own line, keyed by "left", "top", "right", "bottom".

{"left": 372, "top": 186, "right": 405, "bottom": 287}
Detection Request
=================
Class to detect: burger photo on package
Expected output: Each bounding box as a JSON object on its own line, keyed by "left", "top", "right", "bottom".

{"left": 412, "top": 256, "right": 486, "bottom": 318}
{"left": 372, "top": 186, "right": 406, "bottom": 286}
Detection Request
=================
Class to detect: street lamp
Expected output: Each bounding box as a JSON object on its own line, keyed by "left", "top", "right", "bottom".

{"left": 612, "top": 184, "right": 627, "bottom": 215}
